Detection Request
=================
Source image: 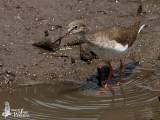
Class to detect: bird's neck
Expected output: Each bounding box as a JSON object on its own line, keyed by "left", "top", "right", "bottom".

{"left": 78, "top": 32, "right": 95, "bottom": 47}
{"left": 77, "top": 27, "right": 92, "bottom": 42}
{"left": 78, "top": 32, "right": 88, "bottom": 42}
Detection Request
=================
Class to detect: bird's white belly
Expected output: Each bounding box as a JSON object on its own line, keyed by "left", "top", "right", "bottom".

{"left": 88, "top": 42, "right": 128, "bottom": 61}
{"left": 91, "top": 46, "right": 122, "bottom": 61}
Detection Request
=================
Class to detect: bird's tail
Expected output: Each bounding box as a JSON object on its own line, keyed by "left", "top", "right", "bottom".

{"left": 133, "top": 21, "right": 148, "bottom": 34}
{"left": 136, "top": 5, "right": 149, "bottom": 34}
{"left": 138, "top": 23, "right": 149, "bottom": 34}
{"left": 138, "top": 24, "right": 146, "bottom": 33}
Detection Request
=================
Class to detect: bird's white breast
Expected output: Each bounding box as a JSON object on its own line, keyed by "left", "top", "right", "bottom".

{"left": 114, "top": 43, "right": 128, "bottom": 52}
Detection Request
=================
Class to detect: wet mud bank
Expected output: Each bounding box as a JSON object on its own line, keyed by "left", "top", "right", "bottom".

{"left": 0, "top": 0, "right": 160, "bottom": 91}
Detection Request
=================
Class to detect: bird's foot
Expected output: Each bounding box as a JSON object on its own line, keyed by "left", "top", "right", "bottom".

{"left": 116, "top": 82, "right": 120, "bottom": 86}
{"left": 97, "top": 85, "right": 108, "bottom": 95}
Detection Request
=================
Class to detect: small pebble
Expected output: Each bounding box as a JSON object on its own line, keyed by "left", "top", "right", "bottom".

{"left": 71, "top": 57, "right": 75, "bottom": 64}
{"left": 158, "top": 96, "right": 160, "bottom": 102}
{"left": 0, "top": 63, "right": 3, "bottom": 67}
{"left": 158, "top": 55, "right": 160, "bottom": 60}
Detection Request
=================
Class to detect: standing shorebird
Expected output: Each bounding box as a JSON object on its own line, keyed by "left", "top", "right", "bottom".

{"left": 58, "top": 20, "right": 145, "bottom": 92}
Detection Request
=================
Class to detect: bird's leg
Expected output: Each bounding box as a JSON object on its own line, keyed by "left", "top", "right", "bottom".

{"left": 98, "top": 62, "right": 113, "bottom": 94}
{"left": 105, "top": 62, "right": 113, "bottom": 87}
{"left": 117, "top": 59, "right": 123, "bottom": 85}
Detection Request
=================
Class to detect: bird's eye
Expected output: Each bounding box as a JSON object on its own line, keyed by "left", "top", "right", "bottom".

{"left": 74, "top": 26, "right": 78, "bottom": 29}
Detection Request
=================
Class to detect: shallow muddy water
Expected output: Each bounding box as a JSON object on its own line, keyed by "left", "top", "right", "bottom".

{"left": 0, "top": 68, "right": 160, "bottom": 120}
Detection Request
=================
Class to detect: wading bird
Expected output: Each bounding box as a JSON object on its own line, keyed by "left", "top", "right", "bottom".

{"left": 57, "top": 20, "right": 145, "bottom": 92}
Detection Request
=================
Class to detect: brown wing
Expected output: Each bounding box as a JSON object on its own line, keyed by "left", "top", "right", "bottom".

{"left": 98, "top": 21, "right": 141, "bottom": 47}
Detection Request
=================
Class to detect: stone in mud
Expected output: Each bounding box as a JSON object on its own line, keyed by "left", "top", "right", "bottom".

{"left": 158, "top": 55, "right": 160, "bottom": 60}
{"left": 32, "top": 31, "right": 61, "bottom": 52}
{"left": 6, "top": 70, "right": 16, "bottom": 77}
{"left": 48, "top": 24, "right": 62, "bottom": 31}
{"left": 71, "top": 57, "right": 75, "bottom": 64}
{"left": 0, "top": 63, "right": 3, "bottom": 67}
{"left": 137, "top": 5, "right": 142, "bottom": 15}
{"left": 158, "top": 96, "right": 160, "bottom": 102}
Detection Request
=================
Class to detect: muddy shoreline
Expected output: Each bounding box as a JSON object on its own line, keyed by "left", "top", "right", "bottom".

{"left": 0, "top": 0, "right": 160, "bottom": 91}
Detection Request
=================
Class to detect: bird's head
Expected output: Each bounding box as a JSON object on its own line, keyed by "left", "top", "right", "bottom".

{"left": 53, "top": 20, "right": 86, "bottom": 44}
{"left": 67, "top": 20, "right": 86, "bottom": 34}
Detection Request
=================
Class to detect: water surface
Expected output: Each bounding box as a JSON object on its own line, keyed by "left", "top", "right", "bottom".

{"left": 0, "top": 69, "right": 159, "bottom": 120}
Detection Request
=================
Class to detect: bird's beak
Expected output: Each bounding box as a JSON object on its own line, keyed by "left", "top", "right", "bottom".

{"left": 52, "top": 28, "right": 73, "bottom": 44}
{"left": 61, "top": 27, "right": 75, "bottom": 38}
{"left": 62, "top": 31, "right": 71, "bottom": 38}
{"left": 60, "top": 27, "right": 75, "bottom": 38}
